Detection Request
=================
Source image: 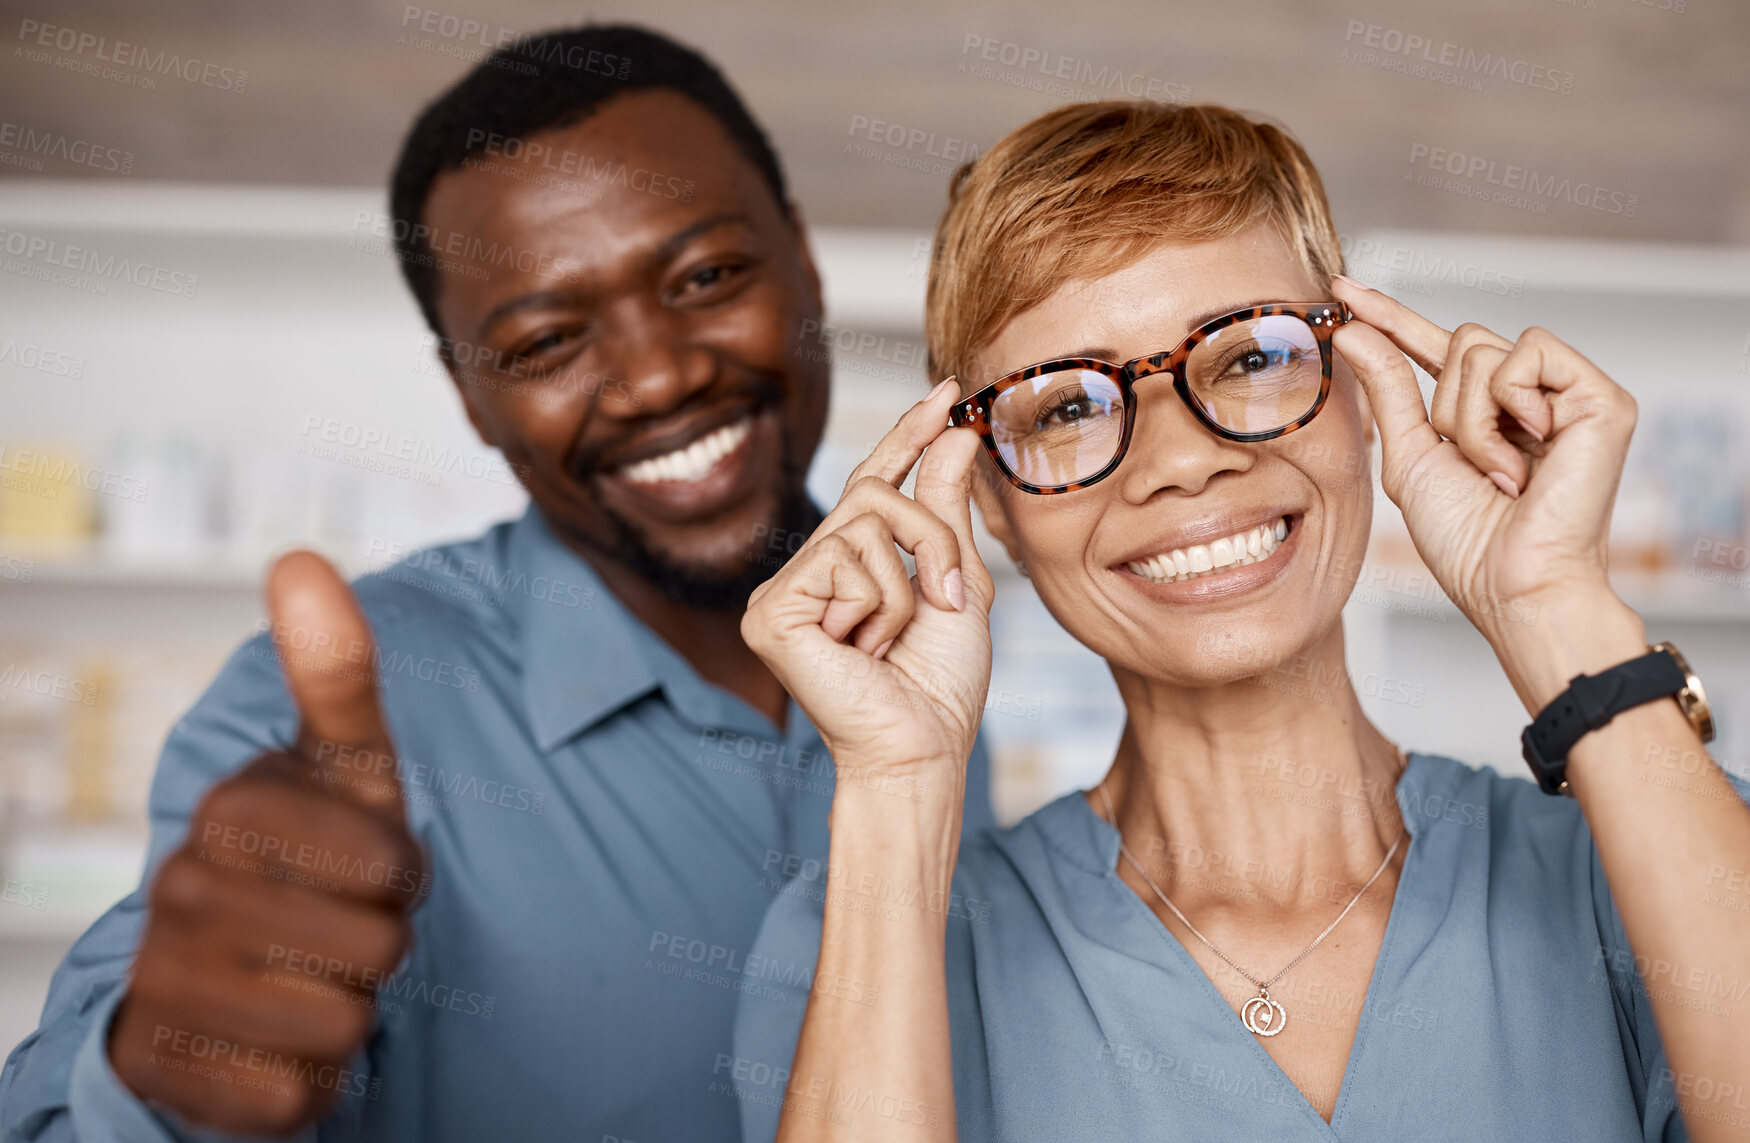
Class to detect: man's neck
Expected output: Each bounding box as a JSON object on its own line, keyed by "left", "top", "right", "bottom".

{"left": 577, "top": 545, "right": 792, "bottom": 732}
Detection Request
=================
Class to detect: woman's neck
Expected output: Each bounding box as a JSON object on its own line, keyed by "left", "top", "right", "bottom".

{"left": 1095, "top": 621, "right": 1408, "bottom": 912}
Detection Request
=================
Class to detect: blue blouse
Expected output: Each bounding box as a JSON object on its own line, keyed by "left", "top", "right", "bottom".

{"left": 734, "top": 751, "right": 1750, "bottom": 1142}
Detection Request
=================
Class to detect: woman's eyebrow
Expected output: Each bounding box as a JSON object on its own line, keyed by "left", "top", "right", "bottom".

{"left": 1053, "top": 298, "right": 1285, "bottom": 362}
{"left": 1184, "top": 297, "right": 1276, "bottom": 329}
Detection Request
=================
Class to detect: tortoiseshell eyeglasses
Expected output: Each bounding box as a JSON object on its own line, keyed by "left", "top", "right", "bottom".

{"left": 947, "top": 301, "right": 1352, "bottom": 494}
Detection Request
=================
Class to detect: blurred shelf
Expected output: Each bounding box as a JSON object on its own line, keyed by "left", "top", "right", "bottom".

{"left": 0, "top": 824, "right": 145, "bottom": 942}
{"left": 1370, "top": 591, "right": 1750, "bottom": 625}
{"left": 1, "top": 558, "right": 265, "bottom": 591}
{"left": 1357, "top": 569, "right": 1750, "bottom": 625}
{"left": 0, "top": 903, "right": 116, "bottom": 942}
{"left": 0, "top": 553, "right": 373, "bottom": 591}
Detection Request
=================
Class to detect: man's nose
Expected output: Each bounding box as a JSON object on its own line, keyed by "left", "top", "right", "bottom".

{"left": 596, "top": 306, "right": 712, "bottom": 416}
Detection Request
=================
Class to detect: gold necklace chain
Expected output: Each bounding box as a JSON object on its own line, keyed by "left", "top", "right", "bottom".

{"left": 1095, "top": 781, "right": 1405, "bottom": 1039}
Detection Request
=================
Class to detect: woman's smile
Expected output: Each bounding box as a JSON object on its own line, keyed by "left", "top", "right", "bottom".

{"left": 1112, "top": 510, "right": 1305, "bottom": 602}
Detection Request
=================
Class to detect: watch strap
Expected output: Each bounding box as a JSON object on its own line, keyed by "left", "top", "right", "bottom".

{"left": 1520, "top": 647, "right": 1686, "bottom": 796}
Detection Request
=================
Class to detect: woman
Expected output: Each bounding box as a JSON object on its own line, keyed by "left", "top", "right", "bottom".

{"left": 736, "top": 102, "right": 1750, "bottom": 1141}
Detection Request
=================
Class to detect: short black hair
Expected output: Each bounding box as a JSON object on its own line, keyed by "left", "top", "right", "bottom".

{"left": 388, "top": 23, "right": 790, "bottom": 339}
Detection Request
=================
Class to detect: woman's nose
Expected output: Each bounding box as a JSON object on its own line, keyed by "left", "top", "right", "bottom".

{"left": 1114, "top": 382, "right": 1255, "bottom": 502}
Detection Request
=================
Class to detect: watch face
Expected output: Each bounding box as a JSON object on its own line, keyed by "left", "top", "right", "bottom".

{"left": 1655, "top": 642, "right": 1716, "bottom": 744}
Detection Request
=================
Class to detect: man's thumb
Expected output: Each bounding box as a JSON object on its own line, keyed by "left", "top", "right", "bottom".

{"left": 267, "top": 550, "right": 403, "bottom": 813}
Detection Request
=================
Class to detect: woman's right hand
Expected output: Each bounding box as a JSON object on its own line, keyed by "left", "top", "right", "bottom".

{"left": 742, "top": 378, "right": 995, "bottom": 788}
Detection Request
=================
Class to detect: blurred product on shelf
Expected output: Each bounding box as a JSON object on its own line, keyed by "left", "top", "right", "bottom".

{"left": 99, "top": 433, "right": 220, "bottom": 564}
{"left": 0, "top": 442, "right": 98, "bottom": 557}
{"left": 0, "top": 431, "right": 528, "bottom": 576}
{"left": 1650, "top": 405, "right": 1748, "bottom": 580}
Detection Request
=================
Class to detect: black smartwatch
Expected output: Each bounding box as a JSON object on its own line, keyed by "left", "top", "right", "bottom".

{"left": 1520, "top": 642, "right": 1715, "bottom": 796}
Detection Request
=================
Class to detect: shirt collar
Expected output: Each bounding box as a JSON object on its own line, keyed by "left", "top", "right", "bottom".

{"left": 507, "top": 507, "right": 661, "bottom": 751}
{"left": 506, "top": 507, "right": 792, "bottom": 751}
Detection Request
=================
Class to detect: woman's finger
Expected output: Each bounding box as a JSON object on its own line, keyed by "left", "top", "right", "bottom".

{"left": 1491, "top": 328, "right": 1634, "bottom": 447}
{"left": 840, "top": 376, "right": 962, "bottom": 493}
{"left": 830, "top": 512, "right": 918, "bottom": 656}
{"left": 1333, "top": 275, "right": 1457, "bottom": 376}
{"left": 911, "top": 426, "right": 991, "bottom": 611}
{"left": 1448, "top": 340, "right": 1525, "bottom": 496}
{"left": 1429, "top": 322, "right": 1514, "bottom": 442}
{"left": 1330, "top": 321, "right": 1442, "bottom": 498}
{"left": 797, "top": 534, "right": 889, "bottom": 645}
{"left": 815, "top": 476, "right": 964, "bottom": 613}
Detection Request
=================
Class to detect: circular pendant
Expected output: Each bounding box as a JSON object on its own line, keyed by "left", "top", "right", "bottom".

{"left": 1241, "top": 992, "right": 1287, "bottom": 1037}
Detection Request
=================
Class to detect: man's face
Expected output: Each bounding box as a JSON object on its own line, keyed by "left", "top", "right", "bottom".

{"left": 421, "top": 89, "right": 829, "bottom": 606}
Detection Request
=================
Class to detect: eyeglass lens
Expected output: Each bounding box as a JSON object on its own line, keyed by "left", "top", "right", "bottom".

{"left": 987, "top": 314, "right": 1323, "bottom": 488}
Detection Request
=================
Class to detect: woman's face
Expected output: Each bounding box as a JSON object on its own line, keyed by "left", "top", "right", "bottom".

{"left": 970, "top": 223, "right": 1373, "bottom": 688}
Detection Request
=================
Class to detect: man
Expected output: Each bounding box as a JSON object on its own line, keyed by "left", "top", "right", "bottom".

{"left": 0, "top": 24, "right": 993, "bottom": 1142}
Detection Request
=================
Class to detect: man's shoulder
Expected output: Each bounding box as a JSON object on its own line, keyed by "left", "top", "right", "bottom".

{"left": 193, "top": 521, "right": 528, "bottom": 717}
{"left": 348, "top": 516, "right": 530, "bottom": 636}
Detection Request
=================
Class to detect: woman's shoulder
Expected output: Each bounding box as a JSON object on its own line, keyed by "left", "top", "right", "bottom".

{"left": 950, "top": 789, "right": 1124, "bottom": 927}
{"left": 959, "top": 789, "right": 1105, "bottom": 868}
{"left": 1401, "top": 750, "right": 1557, "bottom": 829}
{"left": 1397, "top": 750, "right": 1598, "bottom": 860}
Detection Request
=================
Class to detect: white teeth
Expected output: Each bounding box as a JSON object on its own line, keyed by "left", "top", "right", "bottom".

{"left": 1124, "top": 516, "right": 1292, "bottom": 584}
{"left": 620, "top": 418, "right": 752, "bottom": 485}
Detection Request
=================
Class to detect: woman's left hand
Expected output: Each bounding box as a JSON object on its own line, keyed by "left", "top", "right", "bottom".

{"left": 1329, "top": 275, "right": 1640, "bottom": 654}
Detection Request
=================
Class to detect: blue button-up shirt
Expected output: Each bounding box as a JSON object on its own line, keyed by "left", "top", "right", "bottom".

{"left": 0, "top": 506, "right": 994, "bottom": 1142}
{"left": 735, "top": 750, "right": 1750, "bottom": 1142}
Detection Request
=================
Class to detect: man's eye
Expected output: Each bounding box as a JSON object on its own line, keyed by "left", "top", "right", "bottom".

{"left": 517, "top": 331, "right": 569, "bottom": 357}
{"left": 499, "top": 327, "right": 589, "bottom": 376}
{"left": 679, "top": 261, "right": 747, "bottom": 298}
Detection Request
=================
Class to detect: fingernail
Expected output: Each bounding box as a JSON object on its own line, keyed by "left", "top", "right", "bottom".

{"left": 1486, "top": 471, "right": 1520, "bottom": 499}
{"left": 1512, "top": 415, "right": 1544, "bottom": 442}
{"left": 873, "top": 638, "right": 894, "bottom": 660}
{"left": 1332, "top": 273, "right": 1372, "bottom": 291}
{"left": 927, "top": 376, "right": 957, "bottom": 400}
{"left": 943, "top": 567, "right": 966, "bottom": 611}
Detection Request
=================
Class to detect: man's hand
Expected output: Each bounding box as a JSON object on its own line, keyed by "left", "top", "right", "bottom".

{"left": 108, "top": 551, "right": 425, "bottom": 1137}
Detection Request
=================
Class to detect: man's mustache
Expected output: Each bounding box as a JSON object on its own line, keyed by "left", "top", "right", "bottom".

{"left": 567, "top": 375, "right": 785, "bottom": 481}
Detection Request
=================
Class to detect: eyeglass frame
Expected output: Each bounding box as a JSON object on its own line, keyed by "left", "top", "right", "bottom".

{"left": 945, "top": 300, "right": 1354, "bottom": 495}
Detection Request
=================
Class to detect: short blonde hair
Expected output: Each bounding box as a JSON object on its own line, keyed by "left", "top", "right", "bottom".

{"left": 926, "top": 101, "right": 1344, "bottom": 383}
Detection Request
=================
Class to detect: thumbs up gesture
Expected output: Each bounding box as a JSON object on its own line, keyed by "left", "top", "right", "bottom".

{"left": 109, "top": 552, "right": 426, "bottom": 1137}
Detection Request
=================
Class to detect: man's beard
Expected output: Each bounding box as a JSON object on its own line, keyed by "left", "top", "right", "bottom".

{"left": 595, "top": 452, "right": 823, "bottom": 611}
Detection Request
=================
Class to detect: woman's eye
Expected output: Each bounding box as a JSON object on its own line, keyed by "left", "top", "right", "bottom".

{"left": 1038, "top": 393, "right": 1100, "bottom": 426}
{"left": 1227, "top": 345, "right": 1296, "bottom": 375}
